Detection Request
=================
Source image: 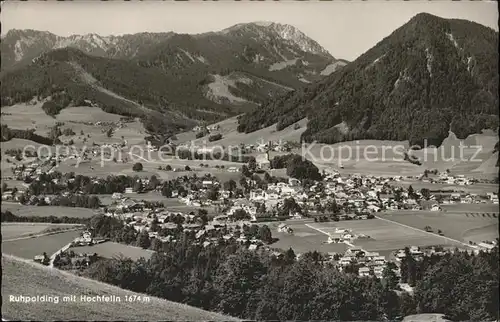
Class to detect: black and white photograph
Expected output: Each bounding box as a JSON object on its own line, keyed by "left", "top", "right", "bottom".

{"left": 1, "top": 0, "right": 499, "bottom": 321}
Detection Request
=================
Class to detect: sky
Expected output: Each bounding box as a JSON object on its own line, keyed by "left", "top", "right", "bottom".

{"left": 1, "top": 1, "right": 498, "bottom": 61}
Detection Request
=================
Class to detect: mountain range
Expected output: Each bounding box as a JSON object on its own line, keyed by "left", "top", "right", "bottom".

{"left": 1, "top": 23, "right": 347, "bottom": 136}
{"left": 238, "top": 13, "right": 499, "bottom": 147}
{"left": 2, "top": 14, "right": 498, "bottom": 146}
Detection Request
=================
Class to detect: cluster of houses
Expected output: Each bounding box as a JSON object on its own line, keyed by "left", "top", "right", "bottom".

{"left": 103, "top": 205, "right": 270, "bottom": 249}
{"left": 334, "top": 247, "right": 392, "bottom": 279}
{"left": 343, "top": 244, "right": 497, "bottom": 279}
{"left": 10, "top": 161, "right": 53, "bottom": 180}
{"left": 476, "top": 240, "right": 498, "bottom": 251}
{"left": 241, "top": 171, "right": 444, "bottom": 217}
{"left": 2, "top": 188, "right": 25, "bottom": 202}
{"left": 245, "top": 140, "right": 291, "bottom": 153}
{"left": 392, "top": 242, "right": 499, "bottom": 262}
{"left": 486, "top": 192, "right": 499, "bottom": 204}
{"left": 6, "top": 144, "right": 499, "bottom": 276}
{"left": 192, "top": 124, "right": 221, "bottom": 133}
{"left": 71, "top": 230, "right": 107, "bottom": 247}
{"left": 434, "top": 173, "right": 474, "bottom": 185}
{"left": 441, "top": 192, "right": 499, "bottom": 205}
{"left": 53, "top": 249, "right": 100, "bottom": 269}
{"left": 326, "top": 227, "right": 357, "bottom": 244}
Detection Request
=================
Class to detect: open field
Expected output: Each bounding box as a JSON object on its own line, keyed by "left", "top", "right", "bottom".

{"left": 56, "top": 157, "right": 140, "bottom": 178}
{"left": 1, "top": 223, "right": 82, "bottom": 240}
{"left": 71, "top": 242, "right": 155, "bottom": 260}
{"left": 407, "top": 130, "right": 498, "bottom": 178}
{"left": 0, "top": 179, "right": 29, "bottom": 190}
{"left": 439, "top": 203, "right": 499, "bottom": 213}
{"left": 403, "top": 313, "right": 450, "bottom": 322}
{"left": 392, "top": 181, "right": 499, "bottom": 194}
{"left": 463, "top": 224, "right": 499, "bottom": 243}
{"left": 1, "top": 103, "right": 57, "bottom": 135}
{"left": 58, "top": 106, "right": 123, "bottom": 123}
{"left": 3, "top": 103, "right": 497, "bottom": 179}
{"left": 264, "top": 220, "right": 348, "bottom": 254}
{"left": 97, "top": 192, "right": 169, "bottom": 205}
{"left": 0, "top": 138, "right": 56, "bottom": 154}
{"left": 177, "top": 119, "right": 498, "bottom": 178}
{"left": 1, "top": 104, "right": 147, "bottom": 144}
{"left": 174, "top": 116, "right": 307, "bottom": 148}
{"left": 126, "top": 152, "right": 245, "bottom": 170}
{"left": 1, "top": 223, "right": 53, "bottom": 239}
{"left": 54, "top": 152, "right": 245, "bottom": 180}
{"left": 1, "top": 104, "right": 147, "bottom": 154}
{"left": 413, "top": 130, "right": 498, "bottom": 174}
{"left": 291, "top": 139, "right": 422, "bottom": 176}
{"left": 378, "top": 210, "right": 499, "bottom": 244}
{"left": 308, "top": 219, "right": 467, "bottom": 253}
{"left": 1, "top": 204, "right": 97, "bottom": 218}
{"left": 2, "top": 230, "right": 82, "bottom": 259}
{"left": 1, "top": 254, "right": 237, "bottom": 321}
{"left": 147, "top": 197, "right": 220, "bottom": 216}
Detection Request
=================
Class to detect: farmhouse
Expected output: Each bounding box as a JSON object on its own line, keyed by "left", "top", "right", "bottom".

{"left": 346, "top": 248, "right": 364, "bottom": 256}
{"left": 359, "top": 267, "right": 370, "bottom": 277}
{"left": 478, "top": 242, "right": 496, "bottom": 251}
{"left": 327, "top": 233, "right": 344, "bottom": 244}
{"left": 112, "top": 192, "right": 123, "bottom": 199}
{"left": 431, "top": 204, "right": 442, "bottom": 211}
{"left": 202, "top": 180, "right": 215, "bottom": 188}
{"left": 373, "top": 266, "right": 384, "bottom": 278}
{"left": 250, "top": 189, "right": 265, "bottom": 201}
{"left": 256, "top": 152, "right": 271, "bottom": 170}
{"left": 338, "top": 256, "right": 353, "bottom": 266}
{"left": 2, "top": 191, "right": 14, "bottom": 201}
{"left": 33, "top": 254, "right": 49, "bottom": 265}
{"left": 74, "top": 231, "right": 93, "bottom": 246}
{"left": 277, "top": 223, "right": 293, "bottom": 234}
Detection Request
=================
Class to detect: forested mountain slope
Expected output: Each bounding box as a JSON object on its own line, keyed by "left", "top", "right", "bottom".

{"left": 1, "top": 23, "right": 347, "bottom": 137}
{"left": 237, "top": 13, "right": 499, "bottom": 147}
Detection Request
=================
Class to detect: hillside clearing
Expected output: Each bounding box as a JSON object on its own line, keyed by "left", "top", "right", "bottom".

{"left": 69, "top": 62, "right": 147, "bottom": 113}
{"left": 206, "top": 74, "right": 251, "bottom": 104}
{"left": 1, "top": 103, "right": 56, "bottom": 134}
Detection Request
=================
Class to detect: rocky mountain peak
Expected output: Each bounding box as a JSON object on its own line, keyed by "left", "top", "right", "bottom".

{"left": 220, "top": 22, "right": 331, "bottom": 56}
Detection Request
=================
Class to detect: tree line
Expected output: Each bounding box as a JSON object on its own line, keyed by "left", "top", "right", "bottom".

{"left": 270, "top": 154, "right": 321, "bottom": 181}
{"left": 1, "top": 210, "right": 89, "bottom": 225}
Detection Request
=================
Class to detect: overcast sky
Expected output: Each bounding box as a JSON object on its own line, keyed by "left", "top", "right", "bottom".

{"left": 2, "top": 1, "right": 498, "bottom": 61}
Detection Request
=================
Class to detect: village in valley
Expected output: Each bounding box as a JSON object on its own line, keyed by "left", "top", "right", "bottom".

{"left": 1, "top": 3, "right": 499, "bottom": 321}
{"left": 2, "top": 125, "right": 499, "bottom": 284}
